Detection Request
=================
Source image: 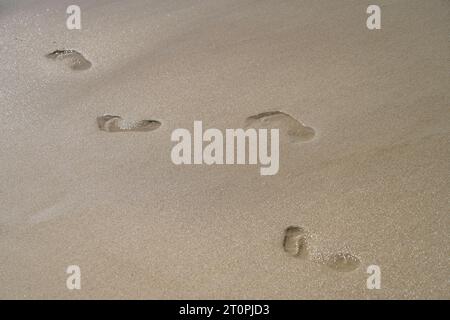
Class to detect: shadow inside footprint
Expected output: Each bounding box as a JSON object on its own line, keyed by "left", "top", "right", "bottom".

{"left": 46, "top": 49, "right": 92, "bottom": 71}
{"left": 283, "top": 225, "right": 360, "bottom": 272}
{"left": 97, "top": 115, "right": 161, "bottom": 132}
{"left": 245, "top": 111, "right": 315, "bottom": 143}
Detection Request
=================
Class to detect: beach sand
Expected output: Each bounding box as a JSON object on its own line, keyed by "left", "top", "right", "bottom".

{"left": 0, "top": 0, "right": 449, "bottom": 299}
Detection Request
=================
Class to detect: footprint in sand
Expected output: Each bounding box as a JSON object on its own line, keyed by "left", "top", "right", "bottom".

{"left": 97, "top": 115, "right": 161, "bottom": 132}
{"left": 283, "top": 226, "right": 360, "bottom": 272}
{"left": 283, "top": 226, "right": 309, "bottom": 258}
{"left": 245, "top": 111, "right": 315, "bottom": 143}
{"left": 325, "top": 252, "right": 361, "bottom": 272}
{"left": 46, "top": 49, "right": 92, "bottom": 71}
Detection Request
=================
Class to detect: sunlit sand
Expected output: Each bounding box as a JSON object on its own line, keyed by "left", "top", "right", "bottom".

{"left": 0, "top": 0, "right": 448, "bottom": 299}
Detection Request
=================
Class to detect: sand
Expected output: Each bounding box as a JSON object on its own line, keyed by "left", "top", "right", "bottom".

{"left": 0, "top": 0, "right": 449, "bottom": 299}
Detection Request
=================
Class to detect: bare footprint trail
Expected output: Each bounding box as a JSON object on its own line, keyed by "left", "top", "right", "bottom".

{"left": 283, "top": 226, "right": 361, "bottom": 272}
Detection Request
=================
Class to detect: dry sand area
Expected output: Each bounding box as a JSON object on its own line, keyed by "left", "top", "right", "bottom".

{"left": 0, "top": 0, "right": 449, "bottom": 299}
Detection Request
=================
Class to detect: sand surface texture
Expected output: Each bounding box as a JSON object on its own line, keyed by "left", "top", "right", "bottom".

{"left": 0, "top": 0, "right": 449, "bottom": 299}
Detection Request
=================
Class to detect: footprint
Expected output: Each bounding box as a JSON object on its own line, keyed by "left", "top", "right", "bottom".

{"left": 46, "top": 49, "right": 92, "bottom": 70}
{"left": 245, "top": 111, "right": 315, "bottom": 143}
{"left": 325, "top": 252, "right": 361, "bottom": 272}
{"left": 97, "top": 115, "right": 161, "bottom": 132}
{"left": 283, "top": 226, "right": 308, "bottom": 258}
{"left": 282, "top": 226, "right": 360, "bottom": 272}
